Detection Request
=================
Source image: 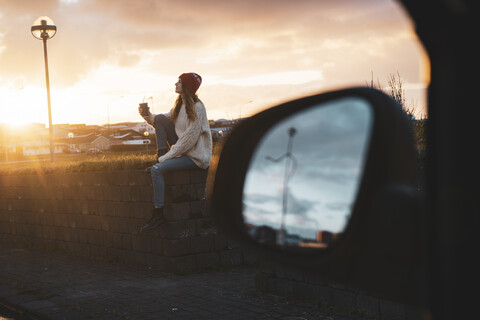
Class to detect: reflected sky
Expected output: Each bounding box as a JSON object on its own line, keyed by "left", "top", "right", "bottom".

{"left": 243, "top": 97, "right": 373, "bottom": 240}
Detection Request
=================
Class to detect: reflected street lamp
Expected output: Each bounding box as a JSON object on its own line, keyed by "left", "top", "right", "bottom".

{"left": 265, "top": 127, "right": 298, "bottom": 246}
{"left": 31, "top": 16, "right": 57, "bottom": 163}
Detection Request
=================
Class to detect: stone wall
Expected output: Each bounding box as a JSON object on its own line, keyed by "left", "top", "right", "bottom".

{"left": 0, "top": 169, "right": 253, "bottom": 274}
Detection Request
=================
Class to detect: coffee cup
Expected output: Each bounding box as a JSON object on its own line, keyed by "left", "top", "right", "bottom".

{"left": 139, "top": 102, "right": 149, "bottom": 116}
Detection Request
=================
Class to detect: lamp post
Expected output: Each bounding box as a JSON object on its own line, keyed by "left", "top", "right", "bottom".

{"left": 68, "top": 132, "right": 74, "bottom": 153}
{"left": 31, "top": 16, "right": 57, "bottom": 163}
{"left": 144, "top": 131, "right": 150, "bottom": 153}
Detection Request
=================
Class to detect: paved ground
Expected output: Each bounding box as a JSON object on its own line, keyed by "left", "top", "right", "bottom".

{"left": 0, "top": 245, "right": 371, "bottom": 320}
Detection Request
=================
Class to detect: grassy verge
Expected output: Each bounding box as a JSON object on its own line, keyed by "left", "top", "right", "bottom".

{"left": 1, "top": 140, "right": 225, "bottom": 176}
{"left": 0, "top": 150, "right": 157, "bottom": 176}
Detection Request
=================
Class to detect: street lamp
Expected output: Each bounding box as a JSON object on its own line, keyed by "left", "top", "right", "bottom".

{"left": 144, "top": 131, "right": 150, "bottom": 153}
{"left": 31, "top": 16, "right": 57, "bottom": 163}
{"left": 68, "top": 132, "right": 74, "bottom": 153}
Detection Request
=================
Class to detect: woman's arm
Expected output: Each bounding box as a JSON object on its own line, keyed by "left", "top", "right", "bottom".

{"left": 158, "top": 102, "right": 207, "bottom": 162}
{"left": 142, "top": 108, "right": 173, "bottom": 127}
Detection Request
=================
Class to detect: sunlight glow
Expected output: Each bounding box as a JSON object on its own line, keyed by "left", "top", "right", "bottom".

{"left": 1, "top": 86, "right": 47, "bottom": 126}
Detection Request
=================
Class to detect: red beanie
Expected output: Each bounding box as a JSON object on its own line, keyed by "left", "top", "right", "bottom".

{"left": 179, "top": 72, "right": 202, "bottom": 94}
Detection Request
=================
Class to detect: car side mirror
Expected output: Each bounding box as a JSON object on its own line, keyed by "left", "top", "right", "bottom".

{"left": 207, "top": 87, "right": 425, "bottom": 305}
{"left": 243, "top": 95, "right": 372, "bottom": 249}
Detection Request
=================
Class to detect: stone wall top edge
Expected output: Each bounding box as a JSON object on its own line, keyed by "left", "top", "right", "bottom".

{"left": 0, "top": 168, "right": 207, "bottom": 187}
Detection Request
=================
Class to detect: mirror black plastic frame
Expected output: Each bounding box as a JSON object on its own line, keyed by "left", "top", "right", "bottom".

{"left": 207, "top": 87, "right": 420, "bottom": 302}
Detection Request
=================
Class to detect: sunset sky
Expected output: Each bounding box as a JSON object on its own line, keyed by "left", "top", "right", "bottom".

{"left": 0, "top": 0, "right": 429, "bottom": 128}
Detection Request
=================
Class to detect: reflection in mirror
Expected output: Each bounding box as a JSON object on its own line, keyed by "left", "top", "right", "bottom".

{"left": 243, "top": 98, "right": 372, "bottom": 249}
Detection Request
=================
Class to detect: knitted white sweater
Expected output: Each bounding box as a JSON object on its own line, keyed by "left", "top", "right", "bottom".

{"left": 144, "top": 101, "right": 212, "bottom": 169}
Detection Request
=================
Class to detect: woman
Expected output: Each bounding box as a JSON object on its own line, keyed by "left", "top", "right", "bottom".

{"left": 139, "top": 72, "right": 212, "bottom": 231}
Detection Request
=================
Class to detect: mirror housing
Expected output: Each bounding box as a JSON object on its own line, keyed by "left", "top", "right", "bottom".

{"left": 207, "top": 87, "right": 424, "bottom": 305}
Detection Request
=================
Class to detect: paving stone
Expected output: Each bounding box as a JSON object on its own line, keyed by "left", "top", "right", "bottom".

{"left": 0, "top": 244, "right": 377, "bottom": 320}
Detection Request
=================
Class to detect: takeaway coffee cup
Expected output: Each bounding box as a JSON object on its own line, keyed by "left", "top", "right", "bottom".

{"left": 139, "top": 102, "right": 149, "bottom": 117}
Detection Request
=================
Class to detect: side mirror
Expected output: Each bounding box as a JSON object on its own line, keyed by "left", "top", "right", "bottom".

{"left": 207, "top": 87, "right": 425, "bottom": 305}
{"left": 242, "top": 95, "right": 372, "bottom": 249}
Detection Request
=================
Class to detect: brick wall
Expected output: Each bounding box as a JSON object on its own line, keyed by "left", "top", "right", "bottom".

{"left": 0, "top": 169, "right": 254, "bottom": 274}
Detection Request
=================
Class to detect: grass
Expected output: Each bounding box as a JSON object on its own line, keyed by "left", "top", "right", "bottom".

{"left": 0, "top": 141, "right": 224, "bottom": 176}
{"left": 0, "top": 150, "right": 157, "bottom": 176}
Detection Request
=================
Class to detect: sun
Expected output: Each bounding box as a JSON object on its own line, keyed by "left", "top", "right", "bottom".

{"left": 0, "top": 86, "right": 48, "bottom": 127}
{"left": 0, "top": 121, "right": 30, "bottom": 133}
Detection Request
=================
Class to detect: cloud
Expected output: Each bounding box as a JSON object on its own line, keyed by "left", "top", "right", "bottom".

{"left": 249, "top": 97, "right": 372, "bottom": 177}
{"left": 0, "top": 0, "right": 417, "bottom": 86}
{"left": 287, "top": 191, "right": 317, "bottom": 217}
{"left": 244, "top": 188, "right": 318, "bottom": 218}
{"left": 243, "top": 191, "right": 318, "bottom": 235}
{"left": 0, "top": 0, "right": 427, "bottom": 125}
{"left": 326, "top": 202, "right": 351, "bottom": 212}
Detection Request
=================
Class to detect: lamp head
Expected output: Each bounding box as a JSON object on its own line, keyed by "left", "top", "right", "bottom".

{"left": 31, "top": 16, "right": 57, "bottom": 40}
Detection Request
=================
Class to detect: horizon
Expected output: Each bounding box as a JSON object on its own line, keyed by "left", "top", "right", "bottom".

{"left": 0, "top": 116, "right": 243, "bottom": 130}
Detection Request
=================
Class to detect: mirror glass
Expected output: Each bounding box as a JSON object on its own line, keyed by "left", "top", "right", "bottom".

{"left": 243, "top": 97, "right": 373, "bottom": 249}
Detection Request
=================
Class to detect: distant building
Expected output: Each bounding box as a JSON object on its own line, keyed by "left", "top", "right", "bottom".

{"left": 317, "top": 231, "right": 334, "bottom": 245}
{"left": 91, "top": 135, "right": 112, "bottom": 151}
{"left": 1, "top": 118, "right": 245, "bottom": 160}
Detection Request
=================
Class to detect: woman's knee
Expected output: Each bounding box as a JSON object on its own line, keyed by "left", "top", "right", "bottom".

{"left": 154, "top": 114, "right": 170, "bottom": 128}
{"left": 151, "top": 163, "right": 164, "bottom": 178}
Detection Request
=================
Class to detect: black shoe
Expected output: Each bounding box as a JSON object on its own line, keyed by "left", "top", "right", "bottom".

{"left": 140, "top": 207, "right": 166, "bottom": 231}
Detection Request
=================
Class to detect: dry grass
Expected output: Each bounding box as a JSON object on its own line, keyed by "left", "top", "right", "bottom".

{"left": 0, "top": 142, "right": 223, "bottom": 175}
{"left": 0, "top": 151, "right": 157, "bottom": 176}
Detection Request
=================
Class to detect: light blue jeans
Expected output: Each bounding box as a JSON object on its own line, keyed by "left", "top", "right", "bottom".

{"left": 151, "top": 157, "right": 199, "bottom": 207}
